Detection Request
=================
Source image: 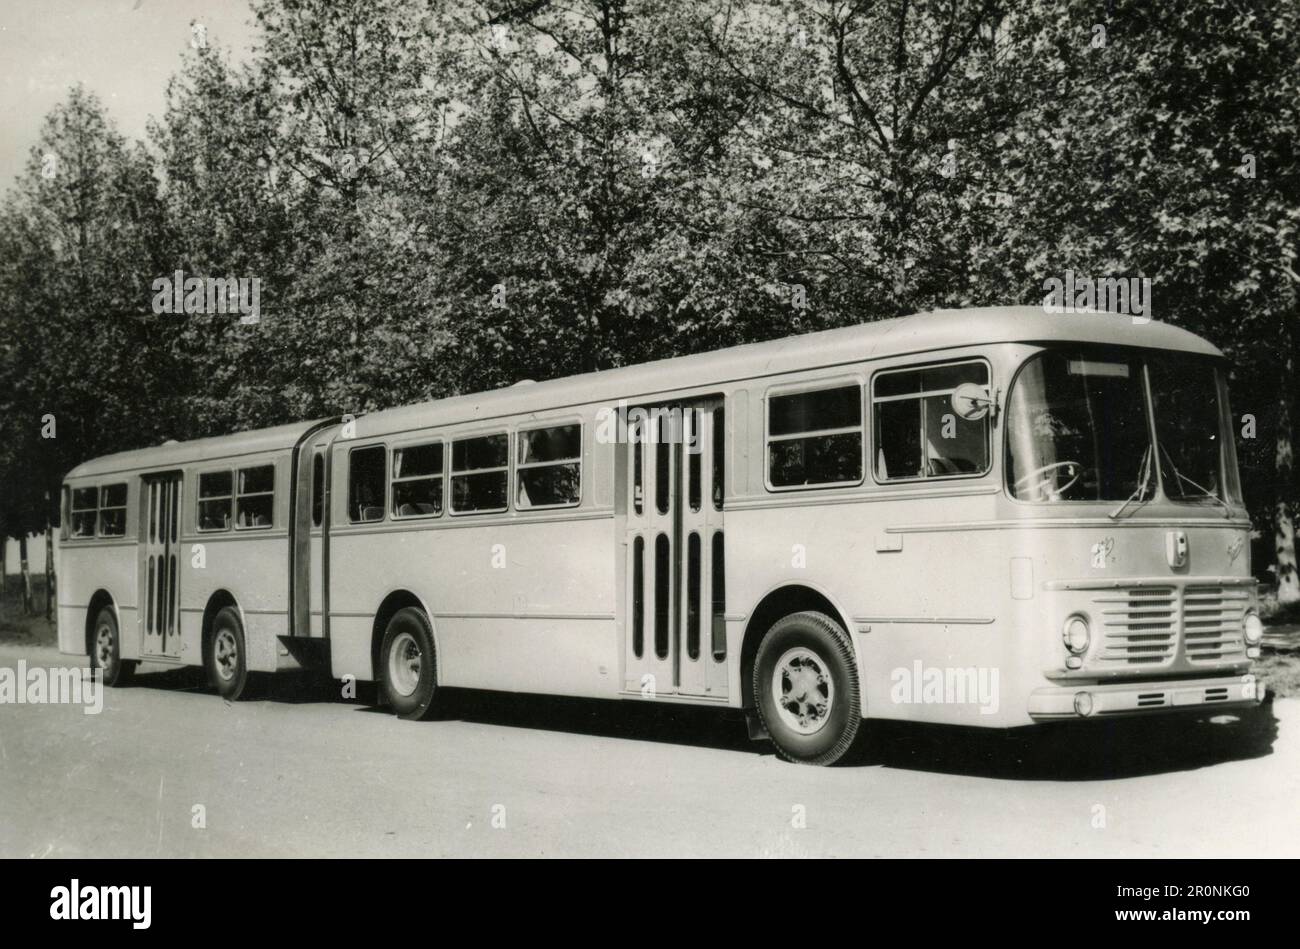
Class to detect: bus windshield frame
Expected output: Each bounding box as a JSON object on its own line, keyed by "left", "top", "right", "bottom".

{"left": 1004, "top": 345, "right": 1242, "bottom": 509}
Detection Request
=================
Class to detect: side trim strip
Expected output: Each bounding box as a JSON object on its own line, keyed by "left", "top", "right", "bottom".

{"left": 329, "top": 609, "right": 614, "bottom": 621}
{"left": 726, "top": 485, "right": 999, "bottom": 511}
{"left": 887, "top": 518, "right": 1252, "bottom": 534}
{"left": 853, "top": 615, "right": 995, "bottom": 625}
{"left": 1045, "top": 576, "right": 1257, "bottom": 591}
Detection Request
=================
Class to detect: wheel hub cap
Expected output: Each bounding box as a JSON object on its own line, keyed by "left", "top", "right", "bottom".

{"left": 96, "top": 625, "right": 114, "bottom": 675}
{"left": 388, "top": 631, "right": 422, "bottom": 697}
{"left": 214, "top": 629, "right": 238, "bottom": 681}
{"left": 772, "top": 646, "right": 833, "bottom": 735}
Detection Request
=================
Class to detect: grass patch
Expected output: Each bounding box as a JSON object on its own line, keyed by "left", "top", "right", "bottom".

{"left": 1257, "top": 644, "right": 1300, "bottom": 699}
{"left": 0, "top": 576, "right": 56, "bottom": 647}
{"left": 1257, "top": 587, "right": 1300, "bottom": 624}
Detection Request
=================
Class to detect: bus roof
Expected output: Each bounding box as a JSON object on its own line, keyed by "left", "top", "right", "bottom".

{"left": 65, "top": 419, "right": 327, "bottom": 480}
{"left": 65, "top": 306, "right": 1221, "bottom": 479}
{"left": 351, "top": 305, "right": 1221, "bottom": 438}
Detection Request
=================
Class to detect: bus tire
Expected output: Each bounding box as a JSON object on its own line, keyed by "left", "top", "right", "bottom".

{"left": 207, "top": 605, "right": 250, "bottom": 700}
{"left": 380, "top": 607, "right": 438, "bottom": 721}
{"left": 753, "top": 611, "right": 861, "bottom": 765}
{"left": 90, "top": 605, "right": 135, "bottom": 687}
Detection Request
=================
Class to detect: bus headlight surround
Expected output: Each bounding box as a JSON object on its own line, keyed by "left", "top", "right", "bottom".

{"left": 1063, "top": 614, "right": 1091, "bottom": 655}
{"left": 1243, "top": 611, "right": 1263, "bottom": 646}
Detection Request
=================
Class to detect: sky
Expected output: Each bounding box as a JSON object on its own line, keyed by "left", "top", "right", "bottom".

{"left": 0, "top": 0, "right": 259, "bottom": 191}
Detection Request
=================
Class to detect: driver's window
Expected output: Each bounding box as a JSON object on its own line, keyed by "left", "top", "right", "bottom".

{"left": 872, "top": 361, "right": 990, "bottom": 482}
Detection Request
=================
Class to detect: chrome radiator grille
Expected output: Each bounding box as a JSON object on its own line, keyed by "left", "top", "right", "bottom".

{"left": 1096, "top": 587, "right": 1178, "bottom": 665}
{"left": 1091, "top": 584, "right": 1247, "bottom": 667}
{"left": 1182, "top": 585, "right": 1249, "bottom": 663}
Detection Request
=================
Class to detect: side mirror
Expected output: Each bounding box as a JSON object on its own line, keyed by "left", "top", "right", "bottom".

{"left": 952, "top": 382, "right": 994, "bottom": 421}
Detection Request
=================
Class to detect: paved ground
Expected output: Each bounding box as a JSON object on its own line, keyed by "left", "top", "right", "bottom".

{"left": 1, "top": 642, "right": 1297, "bottom": 858}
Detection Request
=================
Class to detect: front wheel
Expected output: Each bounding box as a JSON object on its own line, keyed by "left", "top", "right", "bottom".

{"left": 380, "top": 607, "right": 438, "bottom": 720}
{"left": 753, "top": 611, "right": 861, "bottom": 765}
{"left": 90, "top": 606, "right": 135, "bottom": 687}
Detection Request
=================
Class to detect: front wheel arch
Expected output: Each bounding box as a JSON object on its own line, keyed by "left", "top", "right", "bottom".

{"left": 740, "top": 583, "right": 859, "bottom": 709}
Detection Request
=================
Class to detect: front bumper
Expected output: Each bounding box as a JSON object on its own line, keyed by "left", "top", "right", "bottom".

{"left": 1027, "top": 674, "right": 1264, "bottom": 720}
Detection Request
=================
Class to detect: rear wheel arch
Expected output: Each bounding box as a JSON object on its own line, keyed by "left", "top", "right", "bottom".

{"left": 370, "top": 589, "right": 437, "bottom": 683}
{"left": 87, "top": 593, "right": 134, "bottom": 686}
{"left": 200, "top": 589, "right": 240, "bottom": 668}
{"left": 84, "top": 589, "right": 117, "bottom": 658}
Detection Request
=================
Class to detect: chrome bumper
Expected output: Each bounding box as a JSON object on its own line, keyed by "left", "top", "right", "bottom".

{"left": 1028, "top": 674, "right": 1264, "bottom": 720}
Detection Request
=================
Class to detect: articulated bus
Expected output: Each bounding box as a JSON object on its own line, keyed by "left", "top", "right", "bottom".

{"left": 58, "top": 306, "right": 1265, "bottom": 765}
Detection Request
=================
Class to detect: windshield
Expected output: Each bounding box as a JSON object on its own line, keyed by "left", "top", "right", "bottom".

{"left": 1006, "top": 348, "right": 1238, "bottom": 505}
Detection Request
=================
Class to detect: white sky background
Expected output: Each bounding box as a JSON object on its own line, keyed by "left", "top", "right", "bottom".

{"left": 3, "top": 534, "right": 51, "bottom": 573}
{"left": 0, "top": 0, "right": 259, "bottom": 191}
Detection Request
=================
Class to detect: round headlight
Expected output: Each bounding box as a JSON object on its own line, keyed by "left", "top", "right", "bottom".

{"left": 1244, "top": 611, "right": 1263, "bottom": 646}
{"left": 1063, "top": 614, "right": 1091, "bottom": 655}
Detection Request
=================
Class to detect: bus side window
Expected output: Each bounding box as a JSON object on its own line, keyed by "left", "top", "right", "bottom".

{"left": 70, "top": 487, "right": 98, "bottom": 538}
{"left": 766, "top": 383, "right": 863, "bottom": 489}
{"left": 872, "top": 361, "right": 990, "bottom": 482}
{"left": 517, "top": 423, "right": 581, "bottom": 509}
{"left": 391, "top": 442, "right": 444, "bottom": 518}
{"left": 348, "top": 446, "right": 387, "bottom": 523}
{"left": 712, "top": 406, "right": 724, "bottom": 510}
{"left": 99, "top": 483, "right": 128, "bottom": 536}
{"left": 450, "top": 433, "right": 508, "bottom": 514}
{"left": 311, "top": 452, "right": 325, "bottom": 527}
{"left": 236, "top": 465, "right": 275, "bottom": 529}
{"left": 197, "top": 471, "right": 233, "bottom": 531}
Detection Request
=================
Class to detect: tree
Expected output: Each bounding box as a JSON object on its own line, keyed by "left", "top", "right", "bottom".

{"left": 0, "top": 87, "right": 167, "bottom": 593}
{"left": 984, "top": 0, "right": 1300, "bottom": 596}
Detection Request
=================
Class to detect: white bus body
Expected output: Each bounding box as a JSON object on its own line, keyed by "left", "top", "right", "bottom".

{"left": 58, "top": 307, "right": 1265, "bottom": 764}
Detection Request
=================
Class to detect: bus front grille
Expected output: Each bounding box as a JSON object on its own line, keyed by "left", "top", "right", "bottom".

{"left": 1182, "top": 585, "right": 1248, "bottom": 663}
{"left": 1091, "top": 584, "right": 1247, "bottom": 667}
{"left": 1095, "top": 587, "right": 1178, "bottom": 665}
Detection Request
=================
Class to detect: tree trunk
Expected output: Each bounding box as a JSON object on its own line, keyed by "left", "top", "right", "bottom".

{"left": 1275, "top": 346, "right": 1300, "bottom": 604}
{"left": 18, "top": 534, "right": 33, "bottom": 615}
{"left": 45, "top": 524, "right": 54, "bottom": 621}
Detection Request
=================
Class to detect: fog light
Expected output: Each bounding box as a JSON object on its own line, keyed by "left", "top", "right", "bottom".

{"left": 1073, "top": 691, "right": 1094, "bottom": 717}
{"left": 1063, "top": 614, "right": 1091, "bottom": 655}
{"left": 1243, "top": 612, "right": 1263, "bottom": 646}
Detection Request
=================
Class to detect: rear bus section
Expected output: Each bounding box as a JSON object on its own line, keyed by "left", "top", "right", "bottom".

{"left": 57, "top": 420, "right": 337, "bottom": 697}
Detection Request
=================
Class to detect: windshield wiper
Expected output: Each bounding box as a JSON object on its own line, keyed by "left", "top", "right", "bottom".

{"left": 1108, "top": 444, "right": 1154, "bottom": 519}
{"left": 1157, "top": 445, "right": 1232, "bottom": 518}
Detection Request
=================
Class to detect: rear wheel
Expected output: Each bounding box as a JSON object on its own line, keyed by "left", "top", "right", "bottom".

{"left": 753, "top": 611, "right": 861, "bottom": 765}
{"left": 380, "top": 607, "right": 438, "bottom": 720}
{"left": 207, "top": 605, "right": 250, "bottom": 700}
{"left": 90, "top": 606, "right": 135, "bottom": 687}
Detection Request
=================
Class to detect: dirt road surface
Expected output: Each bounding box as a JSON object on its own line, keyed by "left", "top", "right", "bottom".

{"left": 1, "top": 643, "right": 1296, "bottom": 858}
